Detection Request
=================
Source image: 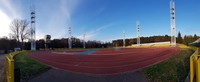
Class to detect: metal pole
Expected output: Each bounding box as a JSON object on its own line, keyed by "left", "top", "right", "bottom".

{"left": 83, "top": 34, "right": 85, "bottom": 48}
{"left": 123, "top": 31, "right": 125, "bottom": 47}
{"left": 30, "top": 5, "right": 36, "bottom": 50}
{"left": 68, "top": 27, "right": 72, "bottom": 49}
{"left": 136, "top": 21, "right": 140, "bottom": 46}
{"left": 170, "top": 0, "right": 176, "bottom": 46}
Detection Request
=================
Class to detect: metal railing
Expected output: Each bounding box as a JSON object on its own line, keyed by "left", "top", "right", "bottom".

{"left": 5, "top": 51, "right": 25, "bottom": 82}
{"left": 190, "top": 48, "right": 199, "bottom": 82}
{"left": 5, "top": 55, "right": 14, "bottom": 82}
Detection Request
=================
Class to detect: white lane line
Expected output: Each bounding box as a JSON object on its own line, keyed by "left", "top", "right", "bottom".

{"left": 75, "top": 62, "right": 82, "bottom": 66}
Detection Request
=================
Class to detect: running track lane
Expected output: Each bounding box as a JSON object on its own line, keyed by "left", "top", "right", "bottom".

{"left": 28, "top": 48, "right": 179, "bottom": 75}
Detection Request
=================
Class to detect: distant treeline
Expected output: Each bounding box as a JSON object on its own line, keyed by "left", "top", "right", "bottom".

{"left": 112, "top": 32, "right": 199, "bottom": 47}
{"left": 0, "top": 32, "right": 199, "bottom": 53}
{"left": 0, "top": 37, "right": 18, "bottom": 53}
{"left": 23, "top": 37, "right": 112, "bottom": 50}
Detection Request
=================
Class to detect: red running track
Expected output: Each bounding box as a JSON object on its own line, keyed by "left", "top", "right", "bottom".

{"left": 28, "top": 48, "right": 179, "bottom": 75}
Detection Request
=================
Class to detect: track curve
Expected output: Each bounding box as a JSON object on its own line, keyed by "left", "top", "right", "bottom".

{"left": 28, "top": 48, "right": 179, "bottom": 75}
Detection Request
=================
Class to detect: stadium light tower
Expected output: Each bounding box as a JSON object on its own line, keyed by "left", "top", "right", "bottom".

{"left": 136, "top": 21, "right": 140, "bottom": 46}
{"left": 83, "top": 33, "right": 86, "bottom": 48}
{"left": 123, "top": 31, "right": 125, "bottom": 48}
{"left": 68, "top": 26, "right": 72, "bottom": 49}
{"left": 170, "top": 0, "right": 176, "bottom": 46}
{"left": 30, "top": 5, "right": 36, "bottom": 50}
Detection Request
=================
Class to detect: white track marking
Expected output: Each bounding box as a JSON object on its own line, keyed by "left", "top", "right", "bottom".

{"left": 75, "top": 62, "right": 82, "bottom": 66}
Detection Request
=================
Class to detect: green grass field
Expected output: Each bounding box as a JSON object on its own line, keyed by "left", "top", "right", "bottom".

{"left": 143, "top": 49, "right": 193, "bottom": 82}
{"left": 14, "top": 51, "right": 50, "bottom": 82}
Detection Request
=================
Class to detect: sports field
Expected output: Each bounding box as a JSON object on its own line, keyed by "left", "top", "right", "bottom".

{"left": 28, "top": 48, "right": 179, "bottom": 75}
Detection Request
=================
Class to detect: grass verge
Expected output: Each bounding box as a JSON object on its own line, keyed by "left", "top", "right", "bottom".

{"left": 14, "top": 51, "right": 50, "bottom": 82}
{"left": 143, "top": 49, "right": 194, "bottom": 82}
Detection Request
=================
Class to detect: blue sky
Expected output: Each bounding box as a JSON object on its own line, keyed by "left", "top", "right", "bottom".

{"left": 0, "top": 0, "right": 200, "bottom": 42}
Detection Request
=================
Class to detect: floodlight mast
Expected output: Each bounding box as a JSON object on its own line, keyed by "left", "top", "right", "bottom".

{"left": 123, "top": 31, "right": 125, "bottom": 48}
{"left": 136, "top": 21, "right": 140, "bottom": 46}
{"left": 30, "top": 5, "right": 36, "bottom": 50}
{"left": 83, "top": 34, "right": 86, "bottom": 48}
{"left": 68, "top": 26, "right": 72, "bottom": 49}
{"left": 170, "top": 0, "right": 176, "bottom": 46}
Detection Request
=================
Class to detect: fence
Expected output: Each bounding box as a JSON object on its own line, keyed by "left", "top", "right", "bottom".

{"left": 190, "top": 48, "right": 199, "bottom": 82}
{"left": 5, "top": 51, "right": 25, "bottom": 82}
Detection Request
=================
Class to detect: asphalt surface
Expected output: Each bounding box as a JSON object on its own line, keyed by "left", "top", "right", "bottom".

{"left": 0, "top": 54, "right": 5, "bottom": 82}
{"left": 28, "top": 68, "right": 148, "bottom": 82}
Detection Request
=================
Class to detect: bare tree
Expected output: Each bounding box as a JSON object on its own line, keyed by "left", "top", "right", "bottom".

{"left": 19, "top": 19, "right": 30, "bottom": 44}
{"left": 10, "top": 19, "right": 30, "bottom": 49}
{"left": 10, "top": 19, "right": 20, "bottom": 42}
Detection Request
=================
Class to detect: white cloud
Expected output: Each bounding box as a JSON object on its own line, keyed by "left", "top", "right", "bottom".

{"left": 77, "top": 33, "right": 96, "bottom": 40}
{"left": 0, "top": 0, "right": 82, "bottom": 39}
{"left": 60, "top": 0, "right": 81, "bottom": 23}
{"left": 36, "top": 29, "right": 67, "bottom": 40}
{"left": 36, "top": 29, "right": 45, "bottom": 40}
{"left": 0, "top": 0, "right": 22, "bottom": 37}
{"left": 46, "top": 0, "right": 81, "bottom": 26}
{"left": 44, "top": 0, "right": 81, "bottom": 39}
{"left": 77, "top": 23, "right": 115, "bottom": 41}
{"left": 0, "top": 10, "right": 11, "bottom": 37}
{"left": 0, "top": 0, "right": 21, "bottom": 18}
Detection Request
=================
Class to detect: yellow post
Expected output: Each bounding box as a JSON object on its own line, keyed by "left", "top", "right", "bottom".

{"left": 196, "top": 60, "right": 199, "bottom": 82}
{"left": 194, "top": 54, "right": 198, "bottom": 61}
{"left": 197, "top": 48, "right": 199, "bottom": 56}
{"left": 5, "top": 57, "right": 8, "bottom": 81}
{"left": 6, "top": 57, "right": 11, "bottom": 82}
{"left": 195, "top": 48, "right": 200, "bottom": 82}
{"left": 9, "top": 58, "right": 14, "bottom": 82}
{"left": 5, "top": 55, "right": 15, "bottom": 82}
{"left": 196, "top": 60, "right": 200, "bottom": 82}
{"left": 190, "top": 56, "right": 194, "bottom": 82}
{"left": 5, "top": 51, "right": 25, "bottom": 82}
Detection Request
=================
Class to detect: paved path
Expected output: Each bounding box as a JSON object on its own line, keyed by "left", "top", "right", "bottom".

{"left": 0, "top": 54, "right": 5, "bottom": 82}
{"left": 28, "top": 68, "right": 147, "bottom": 82}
